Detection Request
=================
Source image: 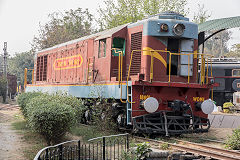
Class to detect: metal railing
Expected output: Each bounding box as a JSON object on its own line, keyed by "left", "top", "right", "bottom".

{"left": 34, "top": 133, "right": 129, "bottom": 160}
{"left": 128, "top": 49, "right": 214, "bottom": 84}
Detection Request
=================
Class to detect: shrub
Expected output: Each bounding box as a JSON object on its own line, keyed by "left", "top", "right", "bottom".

{"left": 51, "top": 93, "right": 85, "bottom": 123}
{"left": 25, "top": 92, "right": 85, "bottom": 123}
{"left": 27, "top": 98, "right": 76, "bottom": 145}
{"left": 0, "top": 76, "right": 7, "bottom": 103}
{"left": 87, "top": 98, "right": 117, "bottom": 131}
{"left": 225, "top": 128, "right": 240, "bottom": 150}
{"left": 121, "top": 142, "right": 152, "bottom": 160}
{"left": 17, "top": 92, "right": 43, "bottom": 117}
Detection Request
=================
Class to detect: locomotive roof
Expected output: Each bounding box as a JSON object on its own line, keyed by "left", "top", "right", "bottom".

{"left": 37, "top": 11, "right": 196, "bottom": 55}
{"left": 36, "top": 23, "right": 129, "bottom": 54}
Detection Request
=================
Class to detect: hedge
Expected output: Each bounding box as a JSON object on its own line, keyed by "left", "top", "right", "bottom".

{"left": 17, "top": 92, "right": 86, "bottom": 144}
{"left": 27, "top": 99, "right": 76, "bottom": 144}
{"left": 17, "top": 92, "right": 43, "bottom": 117}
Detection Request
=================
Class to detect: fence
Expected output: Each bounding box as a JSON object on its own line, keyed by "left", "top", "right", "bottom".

{"left": 34, "top": 133, "right": 129, "bottom": 160}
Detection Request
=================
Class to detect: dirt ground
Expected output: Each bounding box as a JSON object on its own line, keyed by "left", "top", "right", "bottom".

{"left": 0, "top": 103, "right": 26, "bottom": 160}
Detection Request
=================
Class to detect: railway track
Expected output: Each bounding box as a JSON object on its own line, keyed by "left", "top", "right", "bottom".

{"left": 134, "top": 136, "right": 240, "bottom": 160}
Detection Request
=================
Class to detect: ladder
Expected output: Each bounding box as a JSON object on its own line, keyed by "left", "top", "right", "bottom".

{"left": 87, "top": 57, "right": 95, "bottom": 83}
{"left": 126, "top": 84, "right": 132, "bottom": 124}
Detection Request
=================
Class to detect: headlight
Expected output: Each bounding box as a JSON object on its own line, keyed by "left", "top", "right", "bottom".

{"left": 160, "top": 23, "right": 169, "bottom": 32}
{"left": 144, "top": 97, "right": 159, "bottom": 113}
{"left": 201, "top": 99, "right": 215, "bottom": 114}
{"left": 173, "top": 23, "right": 185, "bottom": 36}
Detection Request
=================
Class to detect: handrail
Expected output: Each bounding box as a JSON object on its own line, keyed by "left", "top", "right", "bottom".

{"left": 128, "top": 49, "right": 214, "bottom": 85}
{"left": 34, "top": 140, "right": 80, "bottom": 160}
{"left": 112, "top": 48, "right": 127, "bottom": 103}
{"left": 34, "top": 133, "right": 129, "bottom": 160}
{"left": 88, "top": 133, "right": 129, "bottom": 142}
{"left": 112, "top": 48, "right": 214, "bottom": 103}
{"left": 24, "top": 68, "right": 34, "bottom": 90}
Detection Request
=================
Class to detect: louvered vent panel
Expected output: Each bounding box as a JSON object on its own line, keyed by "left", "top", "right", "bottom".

{"left": 130, "top": 32, "right": 142, "bottom": 75}
{"left": 43, "top": 55, "right": 48, "bottom": 81}
{"left": 36, "top": 57, "right": 40, "bottom": 81}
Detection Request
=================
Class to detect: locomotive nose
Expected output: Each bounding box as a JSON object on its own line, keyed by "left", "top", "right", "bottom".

{"left": 201, "top": 99, "right": 215, "bottom": 114}
{"left": 143, "top": 97, "right": 159, "bottom": 113}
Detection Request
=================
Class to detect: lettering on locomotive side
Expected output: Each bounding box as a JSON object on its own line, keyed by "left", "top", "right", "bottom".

{"left": 53, "top": 54, "right": 83, "bottom": 70}
{"left": 193, "top": 97, "right": 205, "bottom": 102}
{"left": 140, "top": 95, "right": 151, "bottom": 100}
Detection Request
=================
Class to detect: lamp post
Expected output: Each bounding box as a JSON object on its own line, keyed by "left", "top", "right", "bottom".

{"left": 3, "top": 42, "right": 8, "bottom": 101}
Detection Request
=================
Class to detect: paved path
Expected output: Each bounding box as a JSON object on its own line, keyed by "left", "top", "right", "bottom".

{"left": 0, "top": 103, "right": 25, "bottom": 160}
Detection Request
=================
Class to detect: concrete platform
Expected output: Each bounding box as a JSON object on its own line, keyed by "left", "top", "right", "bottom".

{"left": 209, "top": 113, "right": 240, "bottom": 128}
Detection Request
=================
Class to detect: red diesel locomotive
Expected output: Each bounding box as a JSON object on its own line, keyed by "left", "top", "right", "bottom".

{"left": 26, "top": 11, "right": 215, "bottom": 135}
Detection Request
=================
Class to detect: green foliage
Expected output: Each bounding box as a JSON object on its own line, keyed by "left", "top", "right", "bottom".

{"left": 84, "top": 98, "right": 117, "bottom": 131}
{"left": 32, "top": 8, "right": 93, "bottom": 50}
{"left": 204, "top": 30, "right": 231, "bottom": 57}
{"left": 193, "top": 4, "right": 211, "bottom": 24}
{"left": 27, "top": 100, "right": 76, "bottom": 144}
{"left": 17, "top": 92, "right": 43, "bottom": 118}
{"left": 160, "top": 142, "right": 169, "bottom": 150}
{"left": 122, "top": 142, "right": 152, "bottom": 160}
{"left": 8, "top": 51, "right": 34, "bottom": 86}
{"left": 135, "top": 142, "right": 152, "bottom": 159}
{"left": 51, "top": 93, "right": 85, "bottom": 123}
{"left": 98, "top": 0, "right": 189, "bottom": 29}
{"left": 225, "top": 128, "right": 240, "bottom": 150}
{"left": 17, "top": 92, "right": 84, "bottom": 144}
{"left": 0, "top": 76, "right": 7, "bottom": 103}
{"left": 225, "top": 44, "right": 240, "bottom": 57}
{"left": 70, "top": 124, "right": 116, "bottom": 142}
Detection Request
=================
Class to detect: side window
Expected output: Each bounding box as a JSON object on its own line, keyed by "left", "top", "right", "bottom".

{"left": 98, "top": 39, "right": 106, "bottom": 58}
{"left": 112, "top": 37, "right": 125, "bottom": 56}
{"left": 233, "top": 69, "right": 240, "bottom": 76}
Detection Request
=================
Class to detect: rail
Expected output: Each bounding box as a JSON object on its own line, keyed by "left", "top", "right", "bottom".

{"left": 34, "top": 133, "right": 129, "bottom": 160}
{"left": 134, "top": 136, "right": 240, "bottom": 160}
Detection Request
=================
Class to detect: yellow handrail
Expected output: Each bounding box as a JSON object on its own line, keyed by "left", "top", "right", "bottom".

{"left": 150, "top": 51, "right": 154, "bottom": 82}
{"left": 128, "top": 49, "right": 214, "bottom": 85}
{"left": 24, "top": 68, "right": 27, "bottom": 89}
{"left": 112, "top": 48, "right": 127, "bottom": 103}
{"left": 113, "top": 48, "right": 214, "bottom": 103}
{"left": 24, "top": 68, "right": 34, "bottom": 90}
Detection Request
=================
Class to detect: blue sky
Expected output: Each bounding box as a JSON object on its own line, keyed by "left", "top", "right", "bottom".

{"left": 0, "top": 0, "right": 239, "bottom": 55}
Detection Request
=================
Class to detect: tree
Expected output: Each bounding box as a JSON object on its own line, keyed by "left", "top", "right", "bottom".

{"left": 193, "top": 4, "right": 231, "bottom": 57}
{"left": 0, "top": 76, "right": 7, "bottom": 103}
{"left": 98, "top": 0, "right": 189, "bottom": 29}
{"left": 32, "top": 8, "right": 93, "bottom": 50}
{"left": 193, "top": 4, "right": 211, "bottom": 24}
{"left": 225, "top": 44, "right": 240, "bottom": 57}
{"left": 8, "top": 51, "right": 34, "bottom": 86}
{"left": 204, "top": 30, "right": 232, "bottom": 57}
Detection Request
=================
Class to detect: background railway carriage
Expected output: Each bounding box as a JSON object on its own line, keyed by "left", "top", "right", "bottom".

{"left": 25, "top": 11, "right": 215, "bottom": 135}
{"left": 0, "top": 73, "right": 17, "bottom": 98}
{"left": 207, "top": 58, "right": 240, "bottom": 107}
